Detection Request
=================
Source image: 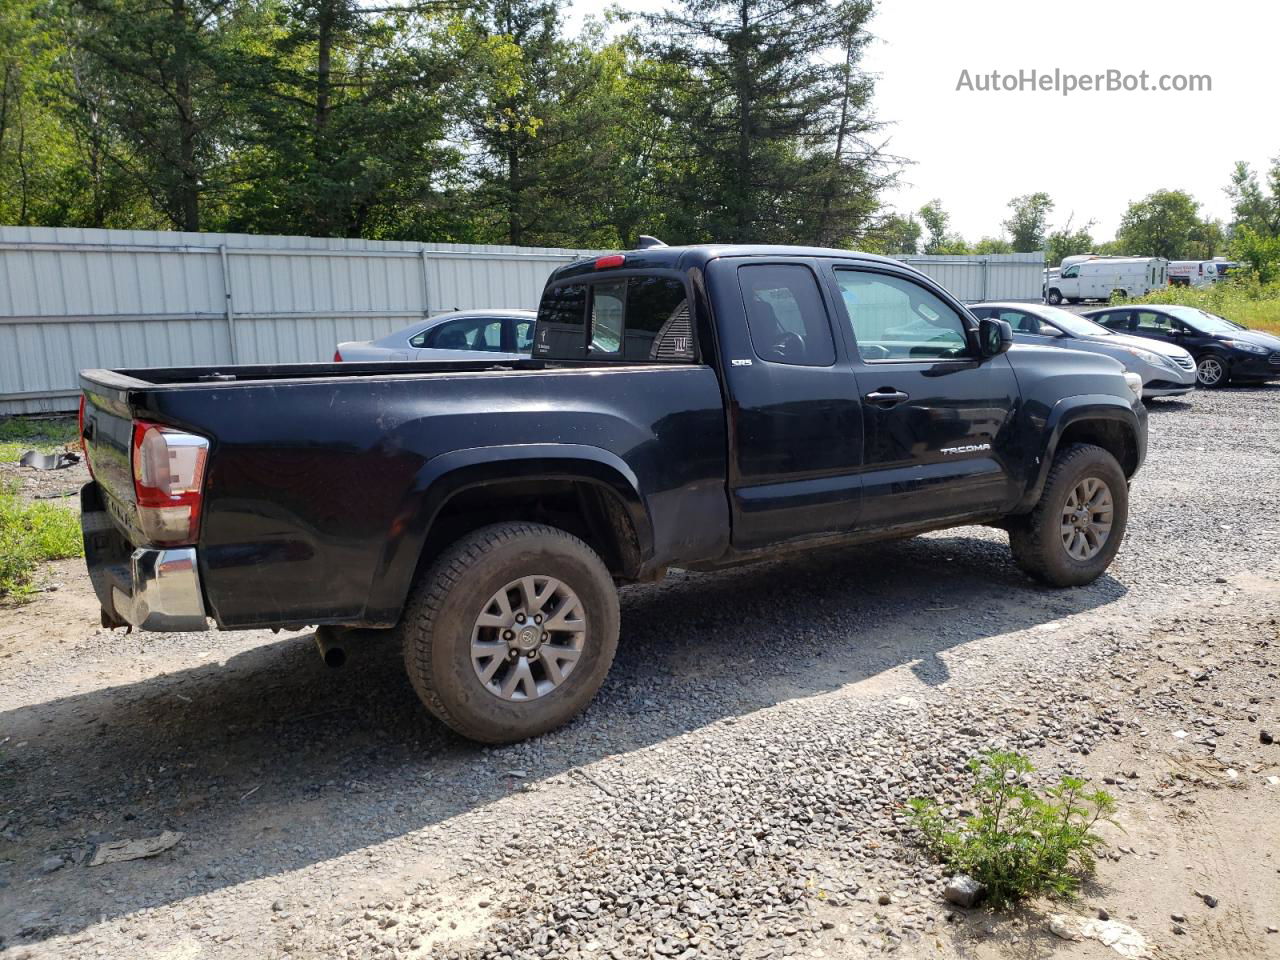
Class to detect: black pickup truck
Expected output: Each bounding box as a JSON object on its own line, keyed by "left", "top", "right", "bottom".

{"left": 79, "top": 245, "right": 1147, "bottom": 742}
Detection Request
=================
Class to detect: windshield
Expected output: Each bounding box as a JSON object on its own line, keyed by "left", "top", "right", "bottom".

{"left": 1030, "top": 304, "right": 1114, "bottom": 337}
{"left": 1161, "top": 305, "right": 1243, "bottom": 333}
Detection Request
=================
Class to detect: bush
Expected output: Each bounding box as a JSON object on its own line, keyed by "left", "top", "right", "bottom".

{"left": 1121, "top": 278, "right": 1280, "bottom": 334}
{"left": 907, "top": 751, "right": 1116, "bottom": 908}
{"left": 0, "top": 484, "right": 84, "bottom": 600}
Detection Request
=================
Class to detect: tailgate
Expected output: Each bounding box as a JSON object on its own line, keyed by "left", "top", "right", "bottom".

{"left": 81, "top": 381, "right": 143, "bottom": 543}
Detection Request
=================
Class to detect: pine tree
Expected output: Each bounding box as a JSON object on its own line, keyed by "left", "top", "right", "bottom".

{"left": 643, "top": 0, "right": 888, "bottom": 245}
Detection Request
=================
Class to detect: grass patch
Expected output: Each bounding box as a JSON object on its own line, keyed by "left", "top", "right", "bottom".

{"left": 0, "top": 416, "right": 79, "bottom": 464}
{"left": 908, "top": 750, "right": 1116, "bottom": 908}
{"left": 0, "top": 482, "right": 84, "bottom": 600}
{"left": 1122, "top": 280, "right": 1280, "bottom": 334}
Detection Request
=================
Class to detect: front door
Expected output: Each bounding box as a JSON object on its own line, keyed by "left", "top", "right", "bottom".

{"left": 825, "top": 265, "right": 1023, "bottom": 530}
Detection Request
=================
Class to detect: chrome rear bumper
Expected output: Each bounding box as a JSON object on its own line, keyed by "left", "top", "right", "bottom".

{"left": 111, "top": 547, "right": 209, "bottom": 632}
{"left": 82, "top": 483, "right": 209, "bottom": 632}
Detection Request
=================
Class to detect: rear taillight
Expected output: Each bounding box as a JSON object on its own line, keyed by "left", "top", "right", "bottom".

{"left": 131, "top": 421, "right": 209, "bottom": 546}
{"left": 594, "top": 254, "right": 625, "bottom": 269}
{"left": 333, "top": 349, "right": 343, "bottom": 362}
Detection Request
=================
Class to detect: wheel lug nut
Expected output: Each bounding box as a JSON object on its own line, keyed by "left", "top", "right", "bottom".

{"left": 503, "top": 630, "right": 513, "bottom": 641}
{"left": 516, "top": 613, "right": 525, "bottom": 623}
{"left": 534, "top": 614, "right": 542, "bottom": 624}
{"left": 542, "top": 632, "right": 549, "bottom": 641}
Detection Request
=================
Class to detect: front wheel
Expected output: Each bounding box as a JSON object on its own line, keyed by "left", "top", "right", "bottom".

{"left": 1009, "top": 443, "right": 1128, "bottom": 587}
{"left": 397, "top": 522, "right": 619, "bottom": 743}
{"left": 1196, "top": 354, "right": 1227, "bottom": 387}
{"left": 1046, "top": 288, "right": 1063, "bottom": 305}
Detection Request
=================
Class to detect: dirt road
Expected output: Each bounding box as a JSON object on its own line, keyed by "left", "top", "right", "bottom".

{"left": 2, "top": 386, "right": 1279, "bottom": 959}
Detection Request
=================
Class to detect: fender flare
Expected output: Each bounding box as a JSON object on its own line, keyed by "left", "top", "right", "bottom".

{"left": 1017, "top": 395, "right": 1141, "bottom": 511}
{"left": 363, "top": 444, "right": 653, "bottom": 624}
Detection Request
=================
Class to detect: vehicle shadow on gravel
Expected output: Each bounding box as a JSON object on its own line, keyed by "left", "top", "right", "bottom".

{"left": 0, "top": 530, "right": 1124, "bottom": 944}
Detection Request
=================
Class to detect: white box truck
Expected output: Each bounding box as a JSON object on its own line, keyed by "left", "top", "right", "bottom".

{"left": 1046, "top": 257, "right": 1168, "bottom": 304}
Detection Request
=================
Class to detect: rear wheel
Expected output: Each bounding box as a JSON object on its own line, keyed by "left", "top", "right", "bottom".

{"left": 1196, "top": 354, "right": 1227, "bottom": 387}
{"left": 397, "top": 522, "right": 619, "bottom": 743}
{"left": 1009, "top": 443, "right": 1128, "bottom": 587}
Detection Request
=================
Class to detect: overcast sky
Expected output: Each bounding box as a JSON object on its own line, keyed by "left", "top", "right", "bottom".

{"left": 565, "top": 0, "right": 1279, "bottom": 243}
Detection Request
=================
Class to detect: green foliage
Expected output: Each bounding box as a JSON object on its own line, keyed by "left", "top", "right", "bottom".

{"left": 1120, "top": 278, "right": 1280, "bottom": 334}
{"left": 1226, "top": 156, "right": 1280, "bottom": 238}
{"left": 639, "top": 0, "right": 890, "bottom": 246}
{"left": 1115, "top": 189, "right": 1215, "bottom": 260}
{"left": 917, "top": 199, "right": 969, "bottom": 254}
{"left": 1045, "top": 222, "right": 1096, "bottom": 267}
{"left": 0, "top": 482, "right": 83, "bottom": 600}
{"left": 907, "top": 751, "right": 1116, "bottom": 908}
{"left": 1229, "top": 226, "right": 1280, "bottom": 284}
{"left": 864, "top": 213, "right": 921, "bottom": 255}
{"left": 972, "top": 236, "right": 1013, "bottom": 255}
{"left": 1003, "top": 192, "right": 1053, "bottom": 252}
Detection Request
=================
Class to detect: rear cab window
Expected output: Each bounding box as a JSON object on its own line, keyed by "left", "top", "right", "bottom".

{"left": 533, "top": 274, "right": 695, "bottom": 363}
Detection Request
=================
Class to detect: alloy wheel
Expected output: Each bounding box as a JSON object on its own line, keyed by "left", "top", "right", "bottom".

{"left": 471, "top": 575, "right": 586, "bottom": 701}
{"left": 1060, "top": 476, "right": 1114, "bottom": 562}
{"left": 1196, "top": 356, "right": 1224, "bottom": 386}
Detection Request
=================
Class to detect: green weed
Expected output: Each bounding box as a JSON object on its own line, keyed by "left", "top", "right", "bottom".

{"left": 907, "top": 750, "right": 1116, "bottom": 908}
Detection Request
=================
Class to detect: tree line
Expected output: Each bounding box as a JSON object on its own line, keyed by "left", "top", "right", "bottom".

{"left": 0, "top": 0, "right": 898, "bottom": 248}
{"left": 880, "top": 153, "right": 1280, "bottom": 281}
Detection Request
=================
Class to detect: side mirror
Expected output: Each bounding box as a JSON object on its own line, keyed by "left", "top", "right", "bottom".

{"left": 978, "top": 317, "right": 1013, "bottom": 358}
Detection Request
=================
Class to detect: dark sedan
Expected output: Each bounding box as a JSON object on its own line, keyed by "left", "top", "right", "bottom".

{"left": 1083, "top": 304, "right": 1280, "bottom": 387}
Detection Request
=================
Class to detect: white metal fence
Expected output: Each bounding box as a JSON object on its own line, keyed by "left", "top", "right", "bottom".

{"left": 894, "top": 252, "right": 1045, "bottom": 303}
{"left": 0, "top": 228, "right": 1045, "bottom": 415}
{"left": 0, "top": 227, "right": 601, "bottom": 414}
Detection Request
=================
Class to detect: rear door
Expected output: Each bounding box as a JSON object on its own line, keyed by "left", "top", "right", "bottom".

{"left": 826, "top": 265, "right": 1023, "bottom": 529}
{"left": 710, "top": 259, "right": 865, "bottom": 550}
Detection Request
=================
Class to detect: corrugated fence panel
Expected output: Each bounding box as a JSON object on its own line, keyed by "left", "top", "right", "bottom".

{"left": 893, "top": 252, "right": 1045, "bottom": 303}
{"left": 0, "top": 227, "right": 602, "bottom": 414}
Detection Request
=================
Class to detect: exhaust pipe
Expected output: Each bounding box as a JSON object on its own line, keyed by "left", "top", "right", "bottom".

{"left": 314, "top": 627, "right": 347, "bottom": 668}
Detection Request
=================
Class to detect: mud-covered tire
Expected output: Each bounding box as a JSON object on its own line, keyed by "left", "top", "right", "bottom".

{"left": 397, "top": 522, "right": 619, "bottom": 744}
{"left": 1009, "top": 443, "right": 1128, "bottom": 587}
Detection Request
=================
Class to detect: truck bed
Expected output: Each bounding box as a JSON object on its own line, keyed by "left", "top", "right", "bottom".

{"left": 80, "top": 359, "right": 730, "bottom": 629}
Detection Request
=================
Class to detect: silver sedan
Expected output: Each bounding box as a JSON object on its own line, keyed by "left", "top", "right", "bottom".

{"left": 335, "top": 309, "right": 536, "bottom": 362}
{"left": 969, "top": 302, "right": 1197, "bottom": 399}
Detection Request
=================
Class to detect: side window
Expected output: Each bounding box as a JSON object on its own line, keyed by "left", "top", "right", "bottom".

{"left": 1096, "top": 310, "right": 1130, "bottom": 331}
{"left": 834, "top": 269, "right": 970, "bottom": 361}
{"left": 1061, "top": 265, "right": 1080, "bottom": 279}
{"left": 1135, "top": 311, "right": 1170, "bottom": 334}
{"left": 589, "top": 282, "right": 626, "bottom": 356}
{"left": 623, "top": 276, "right": 693, "bottom": 361}
{"left": 533, "top": 284, "right": 587, "bottom": 359}
{"left": 513, "top": 319, "right": 534, "bottom": 351}
{"left": 999, "top": 309, "right": 1042, "bottom": 334}
{"left": 428, "top": 317, "right": 503, "bottom": 352}
{"left": 409, "top": 328, "right": 430, "bottom": 348}
{"left": 739, "top": 263, "right": 835, "bottom": 366}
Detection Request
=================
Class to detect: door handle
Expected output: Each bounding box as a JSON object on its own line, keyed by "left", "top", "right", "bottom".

{"left": 864, "top": 389, "right": 909, "bottom": 405}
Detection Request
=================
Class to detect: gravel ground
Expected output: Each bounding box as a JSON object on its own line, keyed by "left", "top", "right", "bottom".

{"left": 1, "top": 385, "right": 1279, "bottom": 959}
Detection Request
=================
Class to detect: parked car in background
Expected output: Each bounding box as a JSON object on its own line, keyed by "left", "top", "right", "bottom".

{"left": 335, "top": 309, "right": 536, "bottom": 362}
{"left": 1084, "top": 304, "right": 1280, "bottom": 387}
{"left": 1046, "top": 257, "right": 1168, "bottom": 304}
{"left": 970, "top": 301, "right": 1196, "bottom": 398}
